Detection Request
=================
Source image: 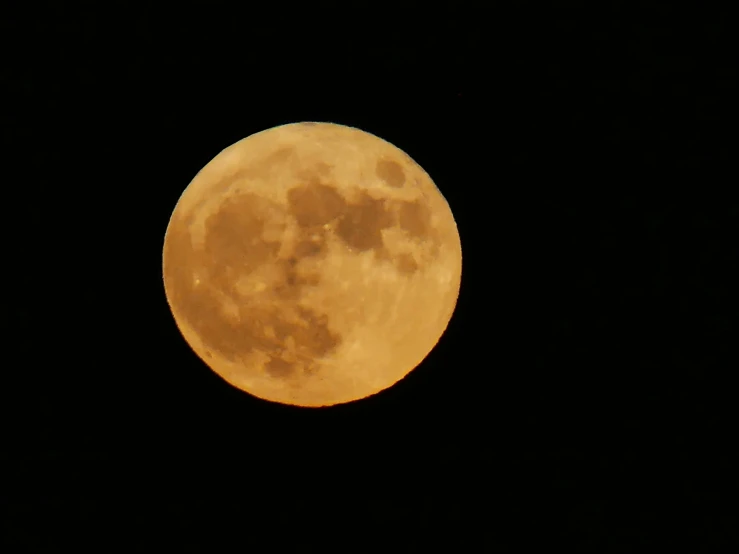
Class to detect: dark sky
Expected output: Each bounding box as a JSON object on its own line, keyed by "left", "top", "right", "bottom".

{"left": 2, "top": 1, "right": 737, "bottom": 551}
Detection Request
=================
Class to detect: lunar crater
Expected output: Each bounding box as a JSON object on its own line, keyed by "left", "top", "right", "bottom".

{"left": 376, "top": 158, "right": 406, "bottom": 188}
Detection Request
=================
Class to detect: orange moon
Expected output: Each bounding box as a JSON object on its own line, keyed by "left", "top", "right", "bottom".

{"left": 162, "top": 122, "right": 462, "bottom": 407}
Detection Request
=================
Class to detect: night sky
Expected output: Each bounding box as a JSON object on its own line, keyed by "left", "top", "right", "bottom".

{"left": 2, "top": 1, "right": 737, "bottom": 551}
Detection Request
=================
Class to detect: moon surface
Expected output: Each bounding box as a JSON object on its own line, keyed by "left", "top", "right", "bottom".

{"left": 162, "top": 122, "right": 462, "bottom": 407}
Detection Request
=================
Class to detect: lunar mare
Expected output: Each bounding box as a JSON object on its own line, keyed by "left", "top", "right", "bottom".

{"left": 162, "top": 122, "right": 462, "bottom": 407}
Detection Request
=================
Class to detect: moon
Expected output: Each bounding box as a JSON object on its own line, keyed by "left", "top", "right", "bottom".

{"left": 162, "top": 122, "right": 462, "bottom": 407}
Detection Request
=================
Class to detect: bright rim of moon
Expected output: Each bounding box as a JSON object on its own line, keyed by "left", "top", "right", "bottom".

{"left": 162, "top": 122, "right": 462, "bottom": 407}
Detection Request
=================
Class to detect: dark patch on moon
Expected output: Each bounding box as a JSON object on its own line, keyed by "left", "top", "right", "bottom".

{"left": 397, "top": 199, "right": 432, "bottom": 240}
{"left": 265, "top": 356, "right": 295, "bottom": 378}
{"left": 200, "top": 192, "right": 283, "bottom": 282}
{"left": 335, "top": 192, "right": 394, "bottom": 252}
{"left": 287, "top": 182, "right": 347, "bottom": 227}
{"left": 164, "top": 189, "right": 343, "bottom": 379}
{"left": 283, "top": 179, "right": 438, "bottom": 271}
{"left": 293, "top": 232, "right": 327, "bottom": 258}
{"left": 292, "top": 308, "right": 338, "bottom": 355}
{"left": 395, "top": 252, "right": 419, "bottom": 274}
{"left": 376, "top": 159, "right": 406, "bottom": 188}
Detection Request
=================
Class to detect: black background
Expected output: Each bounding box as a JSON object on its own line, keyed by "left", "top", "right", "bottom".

{"left": 2, "top": 1, "right": 738, "bottom": 551}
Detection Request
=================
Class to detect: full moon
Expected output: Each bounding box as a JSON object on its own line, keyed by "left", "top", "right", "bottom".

{"left": 162, "top": 122, "right": 462, "bottom": 407}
